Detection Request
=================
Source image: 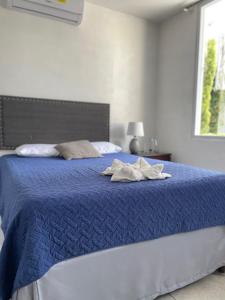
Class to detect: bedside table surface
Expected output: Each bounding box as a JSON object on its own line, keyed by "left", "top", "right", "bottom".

{"left": 137, "top": 152, "right": 172, "bottom": 162}
{"left": 138, "top": 151, "right": 171, "bottom": 157}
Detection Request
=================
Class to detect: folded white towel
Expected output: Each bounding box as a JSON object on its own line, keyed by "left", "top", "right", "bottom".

{"left": 102, "top": 157, "right": 171, "bottom": 182}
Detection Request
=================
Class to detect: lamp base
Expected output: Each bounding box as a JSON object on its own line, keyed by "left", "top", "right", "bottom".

{"left": 129, "top": 137, "right": 140, "bottom": 154}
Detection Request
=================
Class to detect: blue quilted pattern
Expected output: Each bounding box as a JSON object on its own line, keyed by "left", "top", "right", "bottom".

{"left": 1, "top": 153, "right": 225, "bottom": 300}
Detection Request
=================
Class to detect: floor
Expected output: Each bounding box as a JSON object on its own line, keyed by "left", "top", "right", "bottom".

{"left": 157, "top": 272, "right": 225, "bottom": 300}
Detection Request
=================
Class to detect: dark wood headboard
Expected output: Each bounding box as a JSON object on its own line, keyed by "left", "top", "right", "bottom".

{"left": 0, "top": 96, "right": 110, "bottom": 150}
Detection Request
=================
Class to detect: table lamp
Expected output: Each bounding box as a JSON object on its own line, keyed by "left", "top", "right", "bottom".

{"left": 127, "top": 122, "right": 144, "bottom": 154}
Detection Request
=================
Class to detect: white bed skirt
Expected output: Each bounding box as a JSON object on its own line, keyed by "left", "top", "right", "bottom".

{"left": 11, "top": 226, "right": 225, "bottom": 300}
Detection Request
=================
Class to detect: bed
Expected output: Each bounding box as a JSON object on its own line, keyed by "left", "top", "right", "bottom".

{"left": 0, "top": 96, "right": 225, "bottom": 300}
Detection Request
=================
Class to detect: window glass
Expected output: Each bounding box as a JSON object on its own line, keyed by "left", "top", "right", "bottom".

{"left": 195, "top": 0, "right": 225, "bottom": 136}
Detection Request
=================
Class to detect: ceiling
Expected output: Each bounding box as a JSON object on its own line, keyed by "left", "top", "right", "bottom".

{"left": 87, "top": 0, "right": 197, "bottom": 22}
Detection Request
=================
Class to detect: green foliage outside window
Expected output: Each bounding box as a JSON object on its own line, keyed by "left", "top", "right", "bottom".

{"left": 209, "top": 89, "right": 225, "bottom": 134}
{"left": 201, "top": 39, "right": 217, "bottom": 134}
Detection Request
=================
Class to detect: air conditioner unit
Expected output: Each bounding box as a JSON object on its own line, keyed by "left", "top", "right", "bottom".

{"left": 2, "top": 0, "right": 84, "bottom": 25}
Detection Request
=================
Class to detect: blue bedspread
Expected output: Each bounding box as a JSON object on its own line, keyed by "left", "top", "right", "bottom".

{"left": 1, "top": 153, "right": 225, "bottom": 299}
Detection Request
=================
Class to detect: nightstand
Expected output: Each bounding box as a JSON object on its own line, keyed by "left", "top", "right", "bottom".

{"left": 137, "top": 151, "right": 172, "bottom": 162}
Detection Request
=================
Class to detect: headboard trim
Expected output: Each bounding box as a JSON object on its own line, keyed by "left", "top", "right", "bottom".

{"left": 0, "top": 95, "right": 110, "bottom": 150}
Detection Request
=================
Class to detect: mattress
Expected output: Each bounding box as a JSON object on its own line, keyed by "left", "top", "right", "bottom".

{"left": 1, "top": 152, "right": 225, "bottom": 300}
{"left": 12, "top": 226, "right": 225, "bottom": 300}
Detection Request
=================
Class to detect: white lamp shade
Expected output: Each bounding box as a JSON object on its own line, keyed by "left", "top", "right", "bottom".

{"left": 127, "top": 122, "right": 144, "bottom": 137}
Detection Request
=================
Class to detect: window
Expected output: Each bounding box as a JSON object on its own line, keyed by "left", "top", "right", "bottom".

{"left": 195, "top": 0, "right": 225, "bottom": 136}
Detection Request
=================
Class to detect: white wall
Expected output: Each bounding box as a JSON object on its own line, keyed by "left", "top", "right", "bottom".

{"left": 2, "top": 2, "right": 223, "bottom": 171}
{"left": 0, "top": 2, "right": 158, "bottom": 150}
{"left": 156, "top": 6, "right": 225, "bottom": 171}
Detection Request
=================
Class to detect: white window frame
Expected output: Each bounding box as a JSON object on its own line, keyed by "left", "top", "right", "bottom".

{"left": 194, "top": 0, "right": 225, "bottom": 139}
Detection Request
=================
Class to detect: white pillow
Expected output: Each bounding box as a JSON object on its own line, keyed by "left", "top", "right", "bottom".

{"left": 16, "top": 144, "right": 59, "bottom": 157}
{"left": 0, "top": 150, "right": 15, "bottom": 157}
{"left": 91, "top": 142, "right": 122, "bottom": 154}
